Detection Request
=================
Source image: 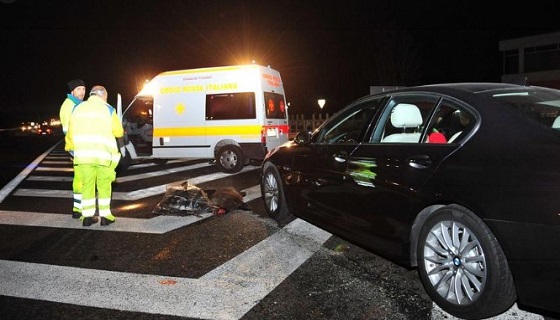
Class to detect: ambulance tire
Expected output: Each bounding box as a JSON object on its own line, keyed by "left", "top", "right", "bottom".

{"left": 216, "top": 145, "right": 244, "bottom": 174}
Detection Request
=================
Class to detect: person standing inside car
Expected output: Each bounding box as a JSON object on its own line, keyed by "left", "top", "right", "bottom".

{"left": 65, "top": 85, "right": 124, "bottom": 227}
{"left": 59, "top": 79, "right": 86, "bottom": 219}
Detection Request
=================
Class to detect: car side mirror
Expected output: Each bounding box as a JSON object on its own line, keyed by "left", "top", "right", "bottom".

{"left": 294, "top": 130, "right": 311, "bottom": 145}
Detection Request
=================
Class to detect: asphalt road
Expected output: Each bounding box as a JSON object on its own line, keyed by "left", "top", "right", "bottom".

{"left": 0, "top": 130, "right": 61, "bottom": 187}
{"left": 0, "top": 133, "right": 550, "bottom": 320}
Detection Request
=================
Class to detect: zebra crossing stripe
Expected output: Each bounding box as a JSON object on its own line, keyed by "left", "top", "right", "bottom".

{"left": 0, "top": 218, "right": 332, "bottom": 320}
{"left": 1, "top": 184, "right": 262, "bottom": 232}
{"left": 14, "top": 166, "right": 259, "bottom": 201}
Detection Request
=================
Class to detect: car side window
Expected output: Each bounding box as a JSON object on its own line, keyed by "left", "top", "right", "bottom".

{"left": 372, "top": 95, "right": 476, "bottom": 144}
{"left": 317, "top": 98, "right": 383, "bottom": 144}
{"left": 426, "top": 100, "right": 476, "bottom": 144}
{"left": 376, "top": 97, "right": 438, "bottom": 143}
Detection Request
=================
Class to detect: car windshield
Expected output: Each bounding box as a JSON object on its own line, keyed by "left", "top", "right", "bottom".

{"left": 481, "top": 86, "right": 560, "bottom": 128}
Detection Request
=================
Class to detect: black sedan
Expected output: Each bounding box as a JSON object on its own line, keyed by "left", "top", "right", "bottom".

{"left": 260, "top": 83, "right": 560, "bottom": 320}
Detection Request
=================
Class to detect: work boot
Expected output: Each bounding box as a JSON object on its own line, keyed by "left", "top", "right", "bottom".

{"left": 81, "top": 216, "right": 99, "bottom": 227}
{"left": 72, "top": 211, "right": 81, "bottom": 219}
{"left": 100, "top": 214, "right": 116, "bottom": 226}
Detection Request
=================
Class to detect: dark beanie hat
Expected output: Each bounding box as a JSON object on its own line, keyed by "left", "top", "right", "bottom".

{"left": 67, "top": 79, "right": 85, "bottom": 92}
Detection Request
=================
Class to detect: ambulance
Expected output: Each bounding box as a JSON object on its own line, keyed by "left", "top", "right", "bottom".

{"left": 116, "top": 64, "right": 290, "bottom": 173}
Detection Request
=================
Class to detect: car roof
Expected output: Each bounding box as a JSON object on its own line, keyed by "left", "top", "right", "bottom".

{"left": 352, "top": 82, "right": 528, "bottom": 105}
{"left": 353, "top": 82, "right": 549, "bottom": 111}
{"left": 386, "top": 82, "right": 527, "bottom": 96}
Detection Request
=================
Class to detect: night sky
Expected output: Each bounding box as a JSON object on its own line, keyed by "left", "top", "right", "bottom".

{"left": 1, "top": 0, "right": 559, "bottom": 127}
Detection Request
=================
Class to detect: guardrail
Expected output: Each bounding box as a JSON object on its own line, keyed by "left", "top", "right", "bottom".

{"left": 288, "top": 113, "right": 330, "bottom": 138}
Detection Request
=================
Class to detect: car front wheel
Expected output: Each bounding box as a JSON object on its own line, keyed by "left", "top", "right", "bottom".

{"left": 261, "top": 162, "right": 294, "bottom": 226}
{"left": 417, "top": 205, "right": 516, "bottom": 319}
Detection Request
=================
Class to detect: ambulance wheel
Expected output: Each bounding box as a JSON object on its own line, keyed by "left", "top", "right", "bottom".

{"left": 216, "top": 145, "right": 244, "bottom": 173}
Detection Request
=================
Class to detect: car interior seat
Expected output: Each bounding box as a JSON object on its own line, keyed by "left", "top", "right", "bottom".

{"left": 447, "top": 111, "right": 475, "bottom": 143}
{"left": 448, "top": 131, "right": 462, "bottom": 143}
{"left": 381, "top": 103, "right": 423, "bottom": 143}
{"left": 552, "top": 116, "right": 560, "bottom": 129}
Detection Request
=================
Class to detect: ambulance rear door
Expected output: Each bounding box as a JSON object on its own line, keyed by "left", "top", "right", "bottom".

{"left": 261, "top": 67, "right": 290, "bottom": 150}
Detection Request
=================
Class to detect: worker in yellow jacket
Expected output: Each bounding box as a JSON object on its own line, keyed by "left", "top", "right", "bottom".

{"left": 59, "top": 79, "right": 86, "bottom": 219}
{"left": 65, "top": 85, "right": 124, "bottom": 227}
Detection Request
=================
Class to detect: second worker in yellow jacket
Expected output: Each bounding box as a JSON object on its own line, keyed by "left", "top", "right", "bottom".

{"left": 59, "top": 79, "right": 86, "bottom": 219}
{"left": 65, "top": 85, "right": 124, "bottom": 227}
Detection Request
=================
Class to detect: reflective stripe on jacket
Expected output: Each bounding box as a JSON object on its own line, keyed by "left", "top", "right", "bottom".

{"left": 65, "top": 95, "right": 124, "bottom": 168}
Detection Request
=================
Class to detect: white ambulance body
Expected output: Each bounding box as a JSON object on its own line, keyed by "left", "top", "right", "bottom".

{"left": 117, "top": 64, "right": 289, "bottom": 173}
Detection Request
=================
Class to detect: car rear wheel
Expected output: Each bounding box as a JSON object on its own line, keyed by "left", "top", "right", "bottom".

{"left": 261, "top": 162, "right": 294, "bottom": 226}
{"left": 417, "top": 205, "right": 516, "bottom": 319}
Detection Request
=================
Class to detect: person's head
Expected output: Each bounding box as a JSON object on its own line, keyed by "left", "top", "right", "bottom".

{"left": 89, "top": 85, "right": 108, "bottom": 102}
{"left": 459, "top": 111, "right": 470, "bottom": 126}
{"left": 67, "top": 79, "right": 86, "bottom": 101}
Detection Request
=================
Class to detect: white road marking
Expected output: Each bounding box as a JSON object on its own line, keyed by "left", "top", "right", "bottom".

{"left": 44, "top": 154, "right": 69, "bottom": 159}
{"left": 127, "top": 158, "right": 195, "bottom": 169}
{"left": 24, "top": 177, "right": 263, "bottom": 203}
{"left": 431, "top": 303, "right": 543, "bottom": 320}
{"left": 25, "top": 176, "right": 72, "bottom": 182}
{"left": 0, "top": 184, "right": 261, "bottom": 232}
{"left": 41, "top": 160, "right": 72, "bottom": 164}
{"left": 0, "top": 210, "right": 214, "bottom": 233}
{"left": 15, "top": 166, "right": 259, "bottom": 201}
{"left": 34, "top": 167, "right": 74, "bottom": 172}
{"left": 0, "top": 143, "right": 58, "bottom": 203}
{"left": 0, "top": 218, "right": 332, "bottom": 320}
{"left": 115, "top": 161, "right": 213, "bottom": 183}
{"left": 242, "top": 185, "right": 261, "bottom": 202}
{"left": 26, "top": 161, "right": 214, "bottom": 183}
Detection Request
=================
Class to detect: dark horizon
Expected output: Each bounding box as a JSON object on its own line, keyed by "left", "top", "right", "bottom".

{"left": 1, "top": 0, "right": 560, "bottom": 126}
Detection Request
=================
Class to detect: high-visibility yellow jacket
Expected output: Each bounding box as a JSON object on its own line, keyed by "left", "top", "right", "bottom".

{"left": 65, "top": 95, "right": 124, "bottom": 169}
{"left": 59, "top": 94, "right": 82, "bottom": 135}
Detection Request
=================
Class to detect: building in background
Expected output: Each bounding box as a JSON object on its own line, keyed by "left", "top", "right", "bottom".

{"left": 500, "top": 31, "right": 560, "bottom": 88}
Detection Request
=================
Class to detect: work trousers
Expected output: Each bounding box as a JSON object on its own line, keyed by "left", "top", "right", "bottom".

{"left": 72, "top": 165, "right": 82, "bottom": 214}
{"left": 75, "top": 164, "right": 116, "bottom": 218}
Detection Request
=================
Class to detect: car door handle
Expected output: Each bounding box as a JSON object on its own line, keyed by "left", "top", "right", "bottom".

{"left": 408, "top": 155, "right": 431, "bottom": 169}
{"left": 333, "top": 151, "right": 348, "bottom": 163}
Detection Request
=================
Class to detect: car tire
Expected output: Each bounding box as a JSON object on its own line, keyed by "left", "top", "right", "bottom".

{"left": 417, "top": 205, "right": 516, "bottom": 319}
{"left": 261, "top": 162, "right": 295, "bottom": 226}
{"left": 216, "top": 145, "right": 244, "bottom": 174}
